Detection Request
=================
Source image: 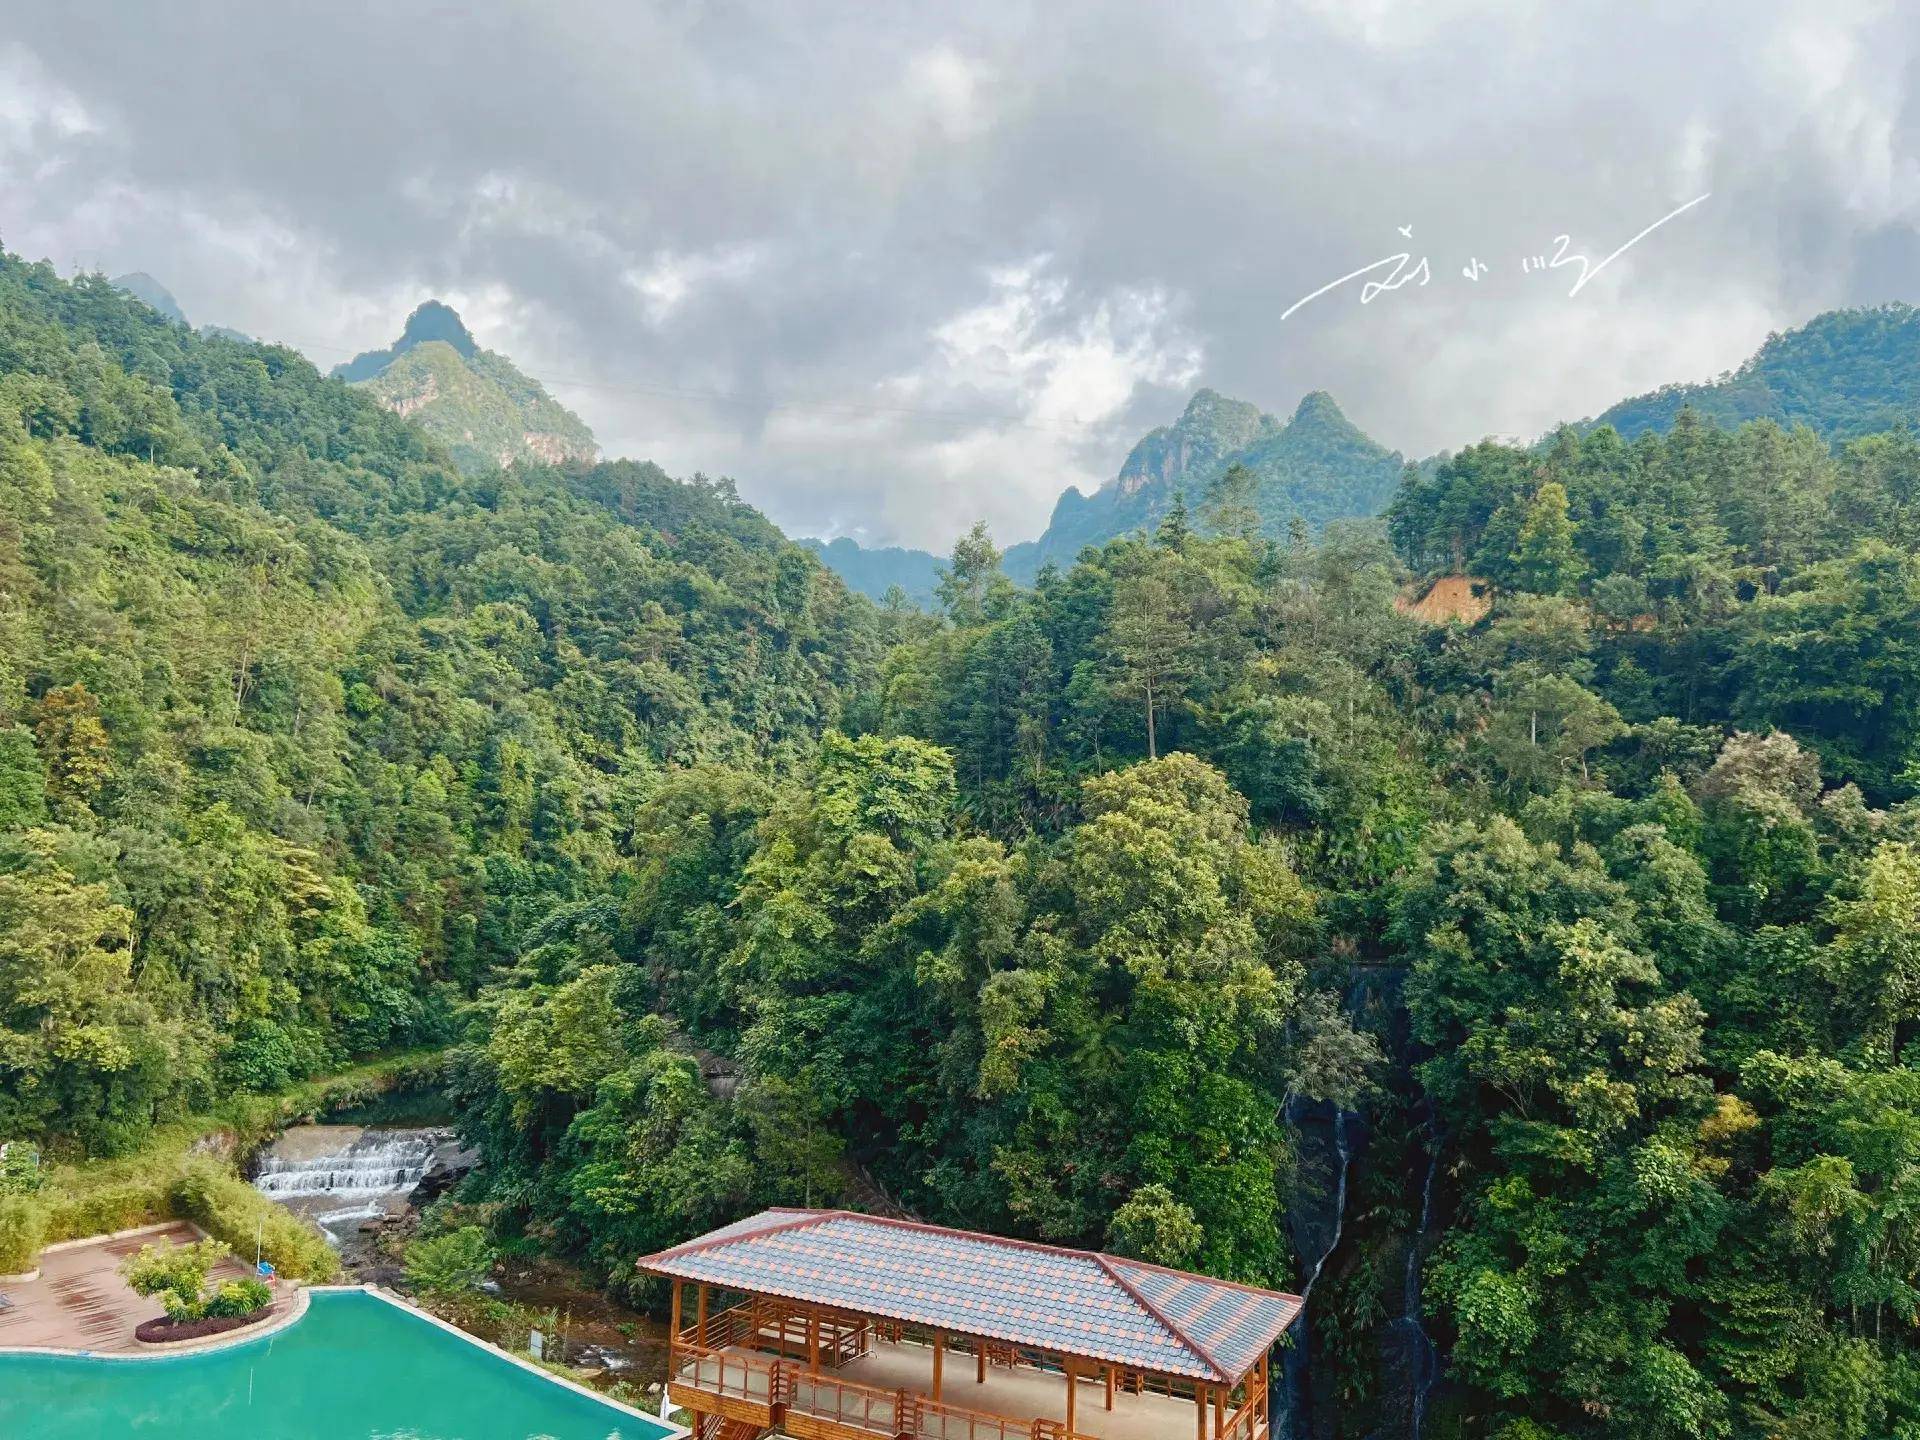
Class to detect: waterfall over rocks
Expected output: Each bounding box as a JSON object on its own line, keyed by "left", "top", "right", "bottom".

{"left": 1382, "top": 1117, "right": 1443, "bottom": 1440}
{"left": 1279, "top": 964, "right": 1449, "bottom": 1440}
{"left": 252, "top": 1126, "right": 469, "bottom": 1245}
{"left": 1278, "top": 1098, "right": 1365, "bottom": 1440}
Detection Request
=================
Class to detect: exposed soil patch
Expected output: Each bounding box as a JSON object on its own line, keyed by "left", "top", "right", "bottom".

{"left": 1396, "top": 575, "right": 1492, "bottom": 625}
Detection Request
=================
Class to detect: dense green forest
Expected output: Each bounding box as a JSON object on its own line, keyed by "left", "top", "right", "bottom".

{"left": 0, "top": 251, "right": 882, "bottom": 1152}
{"left": 12, "top": 253, "right": 1920, "bottom": 1440}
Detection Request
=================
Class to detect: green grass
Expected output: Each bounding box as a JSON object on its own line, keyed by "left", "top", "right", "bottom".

{"left": 33, "top": 1050, "right": 447, "bottom": 1276}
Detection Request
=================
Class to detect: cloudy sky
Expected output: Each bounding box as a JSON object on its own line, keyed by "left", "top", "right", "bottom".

{"left": 4, "top": 1, "right": 1919, "bottom": 551}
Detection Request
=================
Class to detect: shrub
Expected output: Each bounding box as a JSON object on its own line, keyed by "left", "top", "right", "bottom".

{"left": 0, "top": 1142, "right": 42, "bottom": 1195}
{"left": 404, "top": 1226, "right": 495, "bottom": 1297}
{"left": 170, "top": 1157, "right": 338, "bottom": 1283}
{"left": 0, "top": 1194, "right": 48, "bottom": 1274}
{"left": 120, "top": 1238, "right": 231, "bottom": 1322}
{"left": 206, "top": 1275, "right": 274, "bottom": 1318}
{"left": 44, "top": 1178, "right": 169, "bottom": 1243}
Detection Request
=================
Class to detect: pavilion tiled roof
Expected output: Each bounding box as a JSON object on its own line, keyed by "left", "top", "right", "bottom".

{"left": 638, "top": 1208, "right": 1302, "bottom": 1385}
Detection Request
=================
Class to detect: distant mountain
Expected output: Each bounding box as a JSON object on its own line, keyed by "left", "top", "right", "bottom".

{"left": 1003, "top": 388, "right": 1403, "bottom": 580}
{"left": 332, "top": 301, "right": 597, "bottom": 473}
{"left": 110, "top": 272, "right": 186, "bottom": 325}
{"left": 109, "top": 272, "right": 255, "bottom": 342}
{"left": 1591, "top": 304, "right": 1920, "bottom": 443}
{"left": 1002, "top": 389, "right": 1279, "bottom": 579}
{"left": 809, "top": 387, "right": 1404, "bottom": 604}
{"left": 798, "top": 537, "right": 942, "bottom": 608}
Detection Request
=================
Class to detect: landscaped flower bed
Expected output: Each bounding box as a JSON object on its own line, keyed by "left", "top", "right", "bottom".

{"left": 118, "top": 1237, "right": 277, "bottom": 1346}
{"left": 133, "top": 1304, "right": 279, "bottom": 1345}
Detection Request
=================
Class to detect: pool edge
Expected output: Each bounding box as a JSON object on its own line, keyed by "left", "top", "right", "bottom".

{"left": 1, "top": 1283, "right": 687, "bottom": 1439}
{"left": 0, "top": 1281, "right": 311, "bottom": 1361}
{"left": 335, "top": 1286, "right": 688, "bottom": 1439}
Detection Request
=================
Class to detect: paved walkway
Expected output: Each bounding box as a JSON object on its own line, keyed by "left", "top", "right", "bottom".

{"left": 0, "top": 1222, "right": 252, "bottom": 1354}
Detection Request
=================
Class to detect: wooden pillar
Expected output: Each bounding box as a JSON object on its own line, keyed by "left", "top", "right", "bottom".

{"left": 1215, "top": 1381, "right": 1226, "bottom": 1436}
{"left": 1196, "top": 1383, "right": 1209, "bottom": 1440}
{"left": 977, "top": 1338, "right": 987, "bottom": 1384}
{"left": 695, "top": 1284, "right": 708, "bottom": 1346}
{"left": 1065, "top": 1357, "right": 1078, "bottom": 1435}
{"left": 807, "top": 1313, "right": 821, "bottom": 1374}
{"left": 933, "top": 1331, "right": 945, "bottom": 1402}
{"left": 670, "top": 1281, "right": 683, "bottom": 1340}
{"left": 1105, "top": 1365, "right": 1115, "bottom": 1410}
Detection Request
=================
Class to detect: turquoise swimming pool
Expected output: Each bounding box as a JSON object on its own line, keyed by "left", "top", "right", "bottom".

{"left": 0, "top": 1288, "right": 680, "bottom": 1439}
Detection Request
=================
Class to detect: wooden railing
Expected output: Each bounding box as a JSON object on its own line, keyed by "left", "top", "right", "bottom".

{"left": 672, "top": 1338, "right": 785, "bottom": 1407}
{"left": 682, "top": 1298, "right": 869, "bottom": 1367}
{"left": 787, "top": 1369, "right": 905, "bottom": 1434}
{"left": 670, "top": 1303, "right": 1265, "bottom": 1440}
{"left": 1218, "top": 1395, "right": 1261, "bottom": 1440}
{"left": 905, "top": 1393, "right": 1063, "bottom": 1440}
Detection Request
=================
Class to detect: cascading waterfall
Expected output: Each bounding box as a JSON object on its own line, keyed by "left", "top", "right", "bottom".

{"left": 253, "top": 1126, "right": 453, "bottom": 1244}
{"left": 254, "top": 1133, "right": 441, "bottom": 1197}
{"left": 1279, "top": 1097, "right": 1361, "bottom": 1440}
{"left": 1384, "top": 1118, "right": 1443, "bottom": 1440}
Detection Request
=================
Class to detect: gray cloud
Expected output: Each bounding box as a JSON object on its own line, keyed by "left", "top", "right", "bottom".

{"left": 4, "top": 1, "right": 1919, "bottom": 550}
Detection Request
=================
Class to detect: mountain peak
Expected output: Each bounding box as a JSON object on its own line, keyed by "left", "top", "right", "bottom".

{"left": 333, "top": 301, "right": 596, "bottom": 473}
{"left": 1113, "top": 390, "right": 1274, "bottom": 500}
{"left": 398, "top": 300, "right": 477, "bottom": 359}
{"left": 1290, "top": 390, "right": 1347, "bottom": 425}
{"left": 111, "top": 272, "right": 187, "bottom": 326}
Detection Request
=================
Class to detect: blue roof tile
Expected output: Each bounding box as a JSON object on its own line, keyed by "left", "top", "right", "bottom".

{"left": 639, "top": 1209, "right": 1301, "bottom": 1384}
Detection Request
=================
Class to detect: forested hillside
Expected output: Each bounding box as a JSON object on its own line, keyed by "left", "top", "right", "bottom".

{"left": 1592, "top": 303, "right": 1920, "bottom": 443}
{"left": 14, "top": 245, "right": 1920, "bottom": 1440}
{"left": 0, "top": 253, "right": 882, "bottom": 1152}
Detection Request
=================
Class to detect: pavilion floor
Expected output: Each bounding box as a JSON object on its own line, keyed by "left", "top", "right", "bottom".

{"left": 709, "top": 1333, "right": 1218, "bottom": 1440}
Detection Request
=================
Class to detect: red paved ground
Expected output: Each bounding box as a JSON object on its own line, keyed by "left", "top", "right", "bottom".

{"left": 0, "top": 1222, "right": 252, "bottom": 1355}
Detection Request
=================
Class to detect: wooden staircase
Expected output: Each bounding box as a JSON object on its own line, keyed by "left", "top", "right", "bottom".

{"left": 693, "top": 1416, "right": 765, "bottom": 1440}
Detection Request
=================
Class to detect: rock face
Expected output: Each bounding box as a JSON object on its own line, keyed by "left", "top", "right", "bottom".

{"left": 333, "top": 301, "right": 597, "bottom": 474}
{"left": 1112, "top": 389, "right": 1278, "bottom": 498}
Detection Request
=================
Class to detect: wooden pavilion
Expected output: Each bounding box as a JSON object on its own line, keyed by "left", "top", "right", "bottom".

{"left": 639, "top": 1208, "right": 1302, "bottom": 1440}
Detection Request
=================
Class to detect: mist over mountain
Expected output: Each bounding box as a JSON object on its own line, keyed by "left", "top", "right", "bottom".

{"left": 796, "top": 536, "right": 944, "bottom": 608}
{"left": 110, "top": 271, "right": 254, "bottom": 343}
{"left": 332, "top": 300, "right": 597, "bottom": 474}
{"left": 109, "top": 271, "right": 186, "bottom": 324}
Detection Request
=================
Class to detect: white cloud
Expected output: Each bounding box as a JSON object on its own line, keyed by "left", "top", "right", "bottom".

{"left": 841, "top": 258, "right": 1201, "bottom": 546}
{"left": 0, "top": 44, "right": 98, "bottom": 157}
{"left": 624, "top": 243, "right": 768, "bottom": 326}
{"left": 903, "top": 46, "right": 994, "bottom": 138}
